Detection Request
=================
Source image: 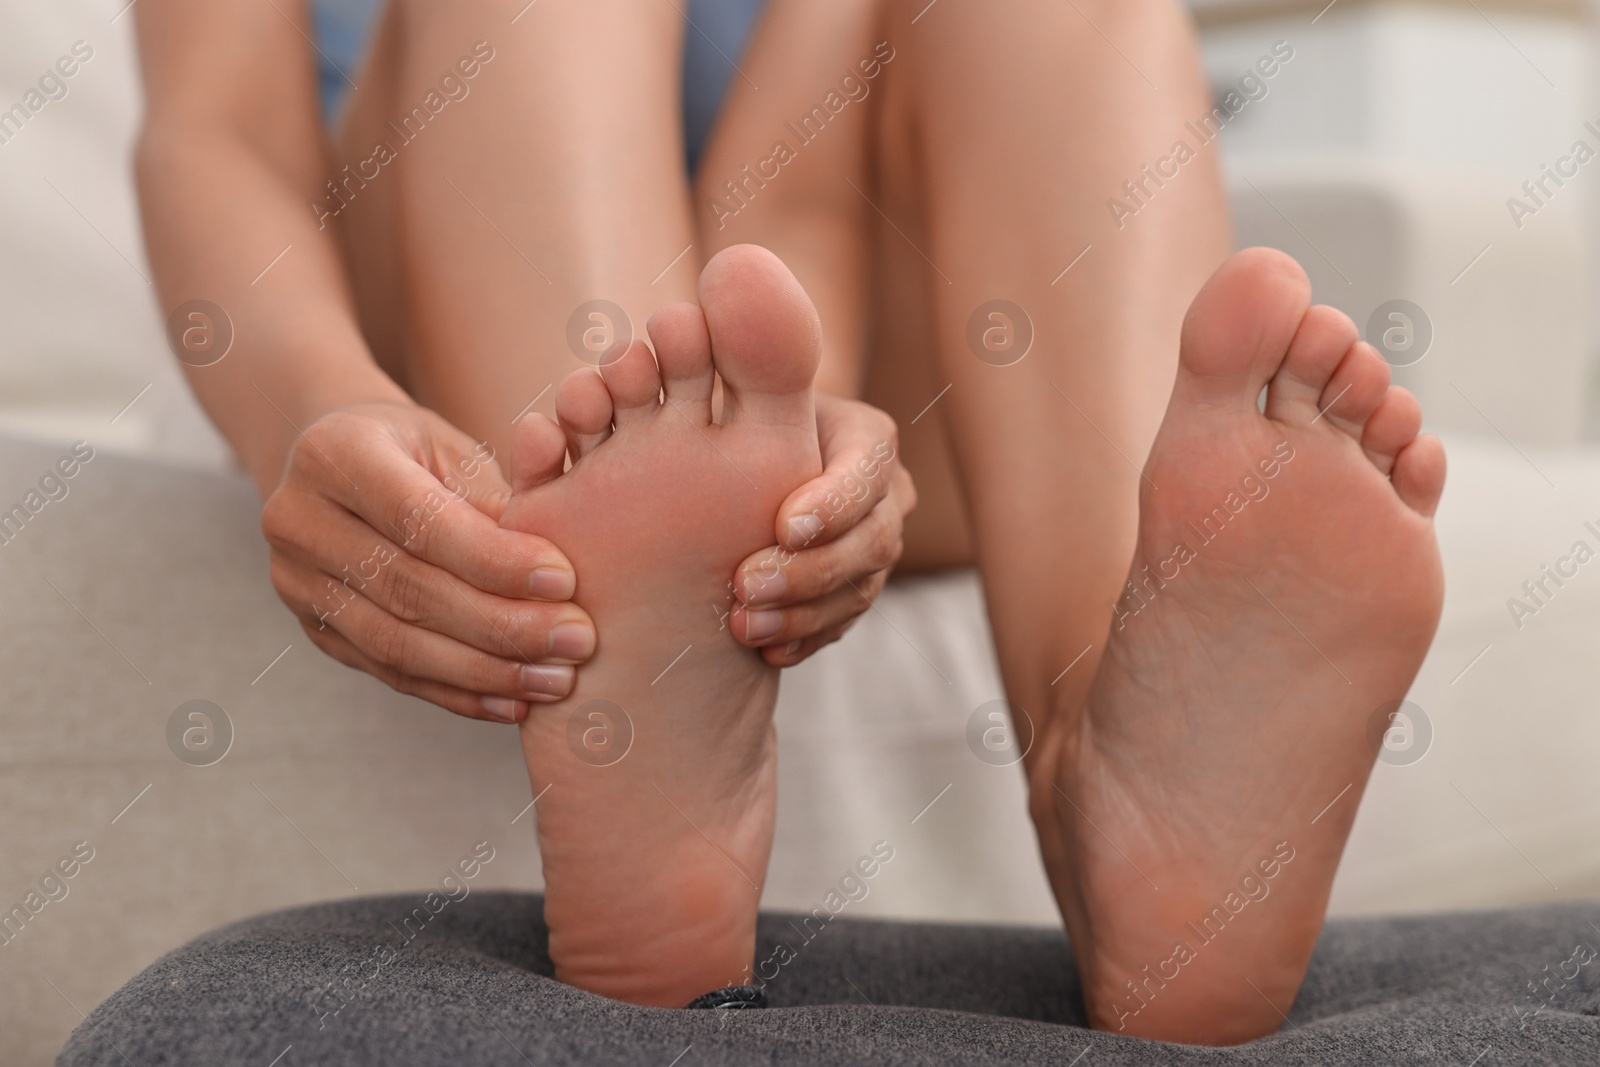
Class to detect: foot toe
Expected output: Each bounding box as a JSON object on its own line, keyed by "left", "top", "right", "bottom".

{"left": 599, "top": 338, "right": 664, "bottom": 424}
{"left": 1316, "top": 342, "right": 1391, "bottom": 437}
{"left": 1392, "top": 433, "right": 1447, "bottom": 517}
{"left": 1176, "top": 247, "right": 1311, "bottom": 404}
{"left": 648, "top": 302, "right": 715, "bottom": 425}
{"left": 699, "top": 244, "right": 821, "bottom": 427}
{"left": 1267, "top": 305, "right": 1359, "bottom": 417}
{"left": 510, "top": 412, "right": 568, "bottom": 493}
{"left": 1361, "top": 386, "right": 1423, "bottom": 476}
{"left": 556, "top": 368, "right": 614, "bottom": 460}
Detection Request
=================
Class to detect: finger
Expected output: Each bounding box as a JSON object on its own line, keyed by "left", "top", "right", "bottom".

{"left": 729, "top": 573, "right": 884, "bottom": 648}
{"left": 308, "top": 589, "right": 578, "bottom": 702}
{"left": 267, "top": 501, "right": 595, "bottom": 663}
{"left": 734, "top": 522, "right": 897, "bottom": 611}
{"left": 736, "top": 494, "right": 903, "bottom": 608}
{"left": 297, "top": 428, "right": 580, "bottom": 602}
{"left": 758, "top": 622, "right": 852, "bottom": 668}
{"left": 775, "top": 401, "right": 901, "bottom": 551}
{"left": 401, "top": 407, "right": 515, "bottom": 523}
{"left": 300, "top": 619, "right": 531, "bottom": 724}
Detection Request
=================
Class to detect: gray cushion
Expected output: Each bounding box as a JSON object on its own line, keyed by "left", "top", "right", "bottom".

{"left": 56, "top": 892, "right": 1600, "bottom": 1066}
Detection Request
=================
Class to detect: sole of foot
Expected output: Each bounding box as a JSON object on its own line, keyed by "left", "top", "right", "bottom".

{"left": 500, "top": 245, "right": 823, "bottom": 1007}
{"left": 1038, "top": 247, "right": 1446, "bottom": 1044}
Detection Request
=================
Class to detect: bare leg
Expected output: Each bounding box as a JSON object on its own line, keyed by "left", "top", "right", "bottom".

{"left": 336, "top": 0, "right": 701, "bottom": 460}
{"left": 714, "top": 0, "right": 1448, "bottom": 1044}
{"left": 332, "top": 4, "right": 872, "bottom": 1006}
{"left": 705, "top": 0, "right": 1226, "bottom": 746}
{"left": 869, "top": 0, "right": 1229, "bottom": 720}
{"left": 330, "top": 2, "right": 412, "bottom": 390}
{"left": 695, "top": 0, "right": 878, "bottom": 401}
{"left": 694, "top": 0, "right": 981, "bottom": 566}
{"left": 700, "top": 0, "right": 1225, "bottom": 583}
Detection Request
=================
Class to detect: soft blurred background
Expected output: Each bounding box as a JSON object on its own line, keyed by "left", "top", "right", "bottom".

{"left": 5, "top": 0, "right": 1600, "bottom": 1062}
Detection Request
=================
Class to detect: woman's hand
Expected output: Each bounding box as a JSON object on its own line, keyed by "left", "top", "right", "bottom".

{"left": 730, "top": 394, "right": 916, "bottom": 666}
{"left": 261, "top": 402, "right": 596, "bottom": 723}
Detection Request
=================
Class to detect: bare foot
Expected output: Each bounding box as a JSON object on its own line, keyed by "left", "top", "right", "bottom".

{"left": 1038, "top": 248, "right": 1447, "bottom": 1044}
{"left": 500, "top": 246, "right": 823, "bottom": 1007}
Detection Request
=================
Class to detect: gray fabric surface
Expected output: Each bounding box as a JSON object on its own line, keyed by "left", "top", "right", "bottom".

{"left": 56, "top": 893, "right": 1600, "bottom": 1066}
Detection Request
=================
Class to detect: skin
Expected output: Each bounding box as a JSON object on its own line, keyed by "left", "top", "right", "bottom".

{"left": 129, "top": 0, "right": 1437, "bottom": 1044}
{"left": 133, "top": 0, "right": 910, "bottom": 726}
{"left": 134, "top": 0, "right": 1220, "bottom": 729}
{"left": 505, "top": 246, "right": 825, "bottom": 1006}
{"left": 493, "top": 243, "right": 1445, "bottom": 1033}
{"left": 701, "top": 0, "right": 1231, "bottom": 732}
{"left": 1057, "top": 249, "right": 1444, "bottom": 1041}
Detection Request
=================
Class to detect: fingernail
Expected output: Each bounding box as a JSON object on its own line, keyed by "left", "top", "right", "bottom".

{"left": 529, "top": 567, "right": 576, "bottom": 600}
{"left": 741, "top": 569, "right": 786, "bottom": 606}
{"left": 787, "top": 514, "right": 823, "bottom": 548}
{"left": 520, "top": 663, "right": 575, "bottom": 697}
{"left": 547, "top": 621, "right": 596, "bottom": 661}
{"left": 742, "top": 610, "right": 783, "bottom": 643}
{"left": 482, "top": 696, "right": 521, "bottom": 722}
{"left": 782, "top": 640, "right": 803, "bottom": 658}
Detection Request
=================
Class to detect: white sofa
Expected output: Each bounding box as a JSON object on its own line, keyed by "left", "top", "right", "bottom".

{"left": 1201, "top": 0, "right": 1600, "bottom": 443}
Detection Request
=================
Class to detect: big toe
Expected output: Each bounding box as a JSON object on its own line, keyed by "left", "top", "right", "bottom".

{"left": 1177, "top": 247, "right": 1312, "bottom": 405}
{"left": 698, "top": 244, "right": 821, "bottom": 427}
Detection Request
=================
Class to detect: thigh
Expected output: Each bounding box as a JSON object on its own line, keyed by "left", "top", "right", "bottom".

{"left": 857, "top": 21, "right": 975, "bottom": 572}
{"left": 859, "top": 0, "right": 1230, "bottom": 720}
{"left": 694, "top": 0, "right": 880, "bottom": 399}
{"left": 325, "top": 0, "right": 696, "bottom": 455}
{"left": 333, "top": 1, "right": 410, "bottom": 390}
